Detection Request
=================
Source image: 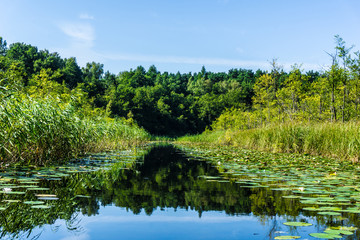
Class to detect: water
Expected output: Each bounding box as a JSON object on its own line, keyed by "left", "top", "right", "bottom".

{"left": 0, "top": 144, "right": 358, "bottom": 239}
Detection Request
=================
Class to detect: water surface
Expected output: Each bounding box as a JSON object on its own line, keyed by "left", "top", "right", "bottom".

{"left": 0, "top": 144, "right": 358, "bottom": 239}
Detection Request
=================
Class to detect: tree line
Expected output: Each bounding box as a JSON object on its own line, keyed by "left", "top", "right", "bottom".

{"left": 213, "top": 35, "right": 360, "bottom": 130}
{"left": 1, "top": 35, "right": 359, "bottom": 136}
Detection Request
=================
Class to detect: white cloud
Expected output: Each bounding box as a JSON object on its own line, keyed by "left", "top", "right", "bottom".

{"left": 59, "top": 22, "right": 95, "bottom": 47}
{"left": 98, "top": 52, "right": 325, "bottom": 71}
{"left": 100, "top": 53, "right": 271, "bottom": 69}
{"left": 55, "top": 21, "right": 100, "bottom": 67}
{"left": 79, "top": 13, "right": 95, "bottom": 20}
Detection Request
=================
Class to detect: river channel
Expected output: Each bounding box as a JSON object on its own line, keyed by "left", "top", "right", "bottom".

{"left": 0, "top": 144, "right": 358, "bottom": 239}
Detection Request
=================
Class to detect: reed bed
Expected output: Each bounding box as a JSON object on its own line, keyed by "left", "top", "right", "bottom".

{"left": 177, "top": 122, "right": 360, "bottom": 162}
{"left": 0, "top": 96, "right": 149, "bottom": 165}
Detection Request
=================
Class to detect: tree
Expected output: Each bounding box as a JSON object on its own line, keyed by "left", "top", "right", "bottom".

{"left": 253, "top": 73, "right": 277, "bottom": 123}
{"left": 349, "top": 51, "right": 360, "bottom": 118}
{"left": 33, "top": 50, "right": 65, "bottom": 74}
{"left": 326, "top": 64, "right": 342, "bottom": 122}
{"left": 277, "top": 66, "right": 306, "bottom": 120}
{"left": 7, "top": 42, "right": 40, "bottom": 79}
{"left": 82, "top": 62, "right": 106, "bottom": 108}
{"left": 0, "top": 56, "right": 26, "bottom": 94}
{"left": 335, "top": 35, "right": 353, "bottom": 122}
{"left": 0, "top": 37, "right": 7, "bottom": 56}
{"left": 62, "top": 57, "right": 83, "bottom": 89}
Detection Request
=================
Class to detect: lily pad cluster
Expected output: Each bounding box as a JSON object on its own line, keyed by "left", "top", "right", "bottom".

{"left": 179, "top": 143, "right": 360, "bottom": 238}
{"left": 0, "top": 149, "right": 141, "bottom": 212}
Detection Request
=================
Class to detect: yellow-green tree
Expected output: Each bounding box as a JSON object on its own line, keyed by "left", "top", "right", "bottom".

{"left": 277, "top": 66, "right": 306, "bottom": 121}
{"left": 252, "top": 73, "right": 277, "bottom": 124}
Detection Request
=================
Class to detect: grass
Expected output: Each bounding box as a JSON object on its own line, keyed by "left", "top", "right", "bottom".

{"left": 177, "top": 130, "right": 225, "bottom": 143}
{"left": 0, "top": 96, "right": 150, "bottom": 165}
{"left": 176, "top": 122, "right": 360, "bottom": 162}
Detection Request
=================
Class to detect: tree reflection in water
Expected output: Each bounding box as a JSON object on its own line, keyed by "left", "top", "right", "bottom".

{"left": 0, "top": 144, "right": 359, "bottom": 239}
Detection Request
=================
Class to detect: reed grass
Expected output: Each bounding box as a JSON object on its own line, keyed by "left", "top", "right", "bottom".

{"left": 0, "top": 96, "right": 150, "bottom": 165}
{"left": 177, "top": 122, "right": 360, "bottom": 162}
{"left": 177, "top": 130, "right": 225, "bottom": 143}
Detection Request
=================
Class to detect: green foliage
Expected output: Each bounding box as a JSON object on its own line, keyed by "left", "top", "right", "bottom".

{"left": 0, "top": 95, "right": 149, "bottom": 164}
{"left": 0, "top": 37, "right": 7, "bottom": 56}
{"left": 203, "top": 36, "right": 360, "bottom": 160}
{"left": 189, "top": 122, "right": 360, "bottom": 161}
{"left": 3, "top": 34, "right": 360, "bottom": 156}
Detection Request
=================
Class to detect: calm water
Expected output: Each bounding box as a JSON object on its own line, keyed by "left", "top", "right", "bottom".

{"left": 0, "top": 144, "right": 358, "bottom": 239}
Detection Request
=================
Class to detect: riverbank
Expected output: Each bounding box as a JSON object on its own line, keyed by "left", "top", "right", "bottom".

{"left": 0, "top": 96, "right": 150, "bottom": 165}
{"left": 177, "top": 122, "right": 360, "bottom": 162}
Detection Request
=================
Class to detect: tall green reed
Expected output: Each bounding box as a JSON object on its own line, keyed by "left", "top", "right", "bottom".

{"left": 0, "top": 96, "right": 149, "bottom": 165}
{"left": 178, "top": 122, "right": 360, "bottom": 162}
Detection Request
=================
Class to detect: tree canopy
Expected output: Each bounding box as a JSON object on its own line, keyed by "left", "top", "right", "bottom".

{"left": 1, "top": 36, "right": 359, "bottom": 136}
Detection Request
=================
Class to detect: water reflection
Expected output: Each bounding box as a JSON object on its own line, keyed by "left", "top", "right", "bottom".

{"left": 90, "top": 144, "right": 253, "bottom": 217}
{"left": 0, "top": 144, "right": 358, "bottom": 239}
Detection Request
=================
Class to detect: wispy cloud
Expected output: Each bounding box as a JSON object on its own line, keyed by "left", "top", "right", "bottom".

{"left": 79, "top": 13, "right": 95, "bottom": 20}
{"left": 98, "top": 52, "right": 324, "bottom": 71}
{"left": 55, "top": 20, "right": 100, "bottom": 66}
{"left": 59, "top": 22, "right": 95, "bottom": 47}
{"left": 100, "top": 53, "right": 271, "bottom": 69}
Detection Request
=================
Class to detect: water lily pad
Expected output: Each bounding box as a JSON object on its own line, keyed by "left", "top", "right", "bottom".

{"left": 318, "top": 211, "right": 341, "bottom": 216}
{"left": 23, "top": 201, "right": 45, "bottom": 205}
{"left": 309, "top": 233, "right": 342, "bottom": 239}
{"left": 274, "top": 236, "right": 301, "bottom": 239}
{"left": 302, "top": 207, "right": 319, "bottom": 211}
{"left": 75, "top": 195, "right": 91, "bottom": 198}
{"left": 2, "top": 199, "right": 21, "bottom": 203}
{"left": 0, "top": 191, "right": 25, "bottom": 195}
{"left": 283, "top": 222, "right": 312, "bottom": 227}
{"left": 37, "top": 197, "right": 59, "bottom": 200}
{"left": 27, "top": 187, "right": 50, "bottom": 191}
{"left": 324, "top": 229, "right": 353, "bottom": 235}
{"left": 282, "top": 195, "right": 301, "bottom": 199}
{"left": 329, "top": 226, "right": 357, "bottom": 231}
{"left": 31, "top": 205, "right": 51, "bottom": 209}
{"left": 35, "top": 194, "right": 56, "bottom": 197}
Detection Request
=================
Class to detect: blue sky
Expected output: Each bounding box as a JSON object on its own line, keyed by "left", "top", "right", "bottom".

{"left": 1, "top": 0, "right": 359, "bottom": 73}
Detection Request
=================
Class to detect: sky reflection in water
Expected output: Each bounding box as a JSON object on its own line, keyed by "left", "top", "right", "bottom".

{"left": 29, "top": 206, "right": 268, "bottom": 240}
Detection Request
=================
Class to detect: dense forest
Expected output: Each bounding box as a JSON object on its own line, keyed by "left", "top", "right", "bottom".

{"left": 1, "top": 35, "right": 360, "bottom": 138}
{"left": 0, "top": 35, "right": 263, "bottom": 135}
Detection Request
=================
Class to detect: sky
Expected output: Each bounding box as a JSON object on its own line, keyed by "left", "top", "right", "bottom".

{"left": 1, "top": 0, "right": 359, "bottom": 74}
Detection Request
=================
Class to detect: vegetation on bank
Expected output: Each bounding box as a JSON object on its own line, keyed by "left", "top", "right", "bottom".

{"left": 0, "top": 36, "right": 149, "bottom": 165}
{"left": 2, "top": 34, "right": 360, "bottom": 163}
{"left": 178, "top": 36, "right": 360, "bottom": 161}
{"left": 0, "top": 96, "right": 149, "bottom": 165}
{"left": 178, "top": 122, "right": 360, "bottom": 162}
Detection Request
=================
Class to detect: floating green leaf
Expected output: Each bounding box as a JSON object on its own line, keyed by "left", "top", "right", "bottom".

{"left": 31, "top": 205, "right": 51, "bottom": 209}
{"left": 318, "top": 211, "right": 341, "bottom": 216}
{"left": 27, "top": 187, "right": 50, "bottom": 191}
{"left": 283, "top": 222, "right": 312, "bottom": 227}
{"left": 309, "top": 233, "right": 342, "bottom": 239}
{"left": 0, "top": 191, "right": 25, "bottom": 195}
{"left": 24, "top": 201, "right": 45, "bottom": 205}
{"left": 2, "top": 200, "right": 21, "bottom": 203}
{"left": 324, "top": 229, "right": 353, "bottom": 236}
{"left": 274, "top": 236, "right": 301, "bottom": 239}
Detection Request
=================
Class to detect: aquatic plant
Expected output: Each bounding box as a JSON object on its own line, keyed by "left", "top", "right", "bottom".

{"left": 0, "top": 96, "right": 149, "bottom": 165}
{"left": 178, "top": 121, "right": 360, "bottom": 161}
